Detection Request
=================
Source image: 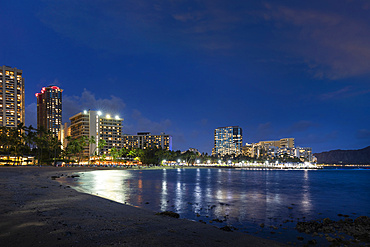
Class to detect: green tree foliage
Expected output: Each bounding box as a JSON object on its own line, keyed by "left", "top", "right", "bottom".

{"left": 137, "top": 148, "right": 160, "bottom": 165}
{"left": 0, "top": 124, "right": 62, "bottom": 165}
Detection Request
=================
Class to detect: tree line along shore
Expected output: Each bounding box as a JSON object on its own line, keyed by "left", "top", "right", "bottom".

{"left": 1, "top": 123, "right": 304, "bottom": 167}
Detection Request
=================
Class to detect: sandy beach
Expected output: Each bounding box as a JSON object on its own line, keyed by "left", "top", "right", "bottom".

{"left": 0, "top": 166, "right": 285, "bottom": 247}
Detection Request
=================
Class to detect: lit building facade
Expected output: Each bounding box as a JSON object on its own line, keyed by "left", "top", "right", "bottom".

{"left": 259, "top": 138, "right": 295, "bottom": 149}
{"left": 122, "top": 132, "right": 172, "bottom": 151}
{"left": 242, "top": 139, "right": 312, "bottom": 162}
{"left": 69, "top": 110, "right": 123, "bottom": 157}
{"left": 36, "top": 86, "right": 63, "bottom": 136}
{"left": 295, "top": 147, "right": 313, "bottom": 162}
{"left": 213, "top": 126, "right": 243, "bottom": 156}
{"left": 58, "top": 122, "right": 70, "bottom": 150}
{"left": 0, "top": 66, "right": 25, "bottom": 127}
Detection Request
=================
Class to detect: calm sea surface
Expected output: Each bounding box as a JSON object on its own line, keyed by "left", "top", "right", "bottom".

{"left": 63, "top": 168, "right": 370, "bottom": 245}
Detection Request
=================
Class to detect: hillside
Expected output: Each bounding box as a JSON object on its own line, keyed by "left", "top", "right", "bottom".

{"left": 314, "top": 146, "right": 370, "bottom": 164}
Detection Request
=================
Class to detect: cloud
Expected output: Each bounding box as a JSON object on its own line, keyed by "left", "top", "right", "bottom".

{"left": 37, "top": 0, "right": 253, "bottom": 54}
{"left": 285, "top": 120, "right": 316, "bottom": 134}
{"left": 63, "top": 89, "right": 126, "bottom": 123}
{"left": 38, "top": 0, "right": 370, "bottom": 79}
{"left": 319, "top": 86, "right": 370, "bottom": 100}
{"left": 356, "top": 129, "right": 370, "bottom": 139}
{"left": 129, "top": 109, "right": 172, "bottom": 134}
{"left": 262, "top": 4, "right": 370, "bottom": 79}
{"left": 25, "top": 103, "right": 37, "bottom": 127}
{"left": 300, "top": 131, "right": 338, "bottom": 145}
{"left": 254, "top": 122, "right": 274, "bottom": 141}
{"left": 200, "top": 118, "right": 208, "bottom": 126}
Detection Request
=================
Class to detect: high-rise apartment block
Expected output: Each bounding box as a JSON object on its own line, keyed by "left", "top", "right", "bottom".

{"left": 36, "top": 86, "right": 63, "bottom": 136}
{"left": 213, "top": 126, "right": 243, "bottom": 156}
{"left": 0, "top": 66, "right": 25, "bottom": 127}
{"left": 122, "top": 132, "right": 172, "bottom": 151}
{"left": 69, "top": 110, "right": 122, "bottom": 157}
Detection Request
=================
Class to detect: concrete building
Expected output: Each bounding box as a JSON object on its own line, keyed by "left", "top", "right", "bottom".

{"left": 213, "top": 126, "right": 243, "bottom": 156}
{"left": 0, "top": 66, "right": 25, "bottom": 127}
{"left": 259, "top": 138, "right": 295, "bottom": 149}
{"left": 69, "top": 110, "right": 123, "bottom": 157}
{"left": 36, "top": 86, "right": 63, "bottom": 136}
{"left": 295, "top": 147, "right": 313, "bottom": 162}
{"left": 122, "top": 132, "right": 172, "bottom": 151}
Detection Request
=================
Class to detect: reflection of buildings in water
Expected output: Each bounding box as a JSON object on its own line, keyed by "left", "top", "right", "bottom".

{"left": 161, "top": 169, "right": 168, "bottom": 211}
{"left": 301, "top": 170, "right": 312, "bottom": 213}
{"left": 87, "top": 170, "right": 131, "bottom": 204}
{"left": 137, "top": 175, "right": 143, "bottom": 205}
{"left": 234, "top": 171, "right": 269, "bottom": 222}
{"left": 192, "top": 169, "right": 202, "bottom": 213}
{"left": 213, "top": 170, "right": 238, "bottom": 219}
{"left": 264, "top": 171, "right": 286, "bottom": 221}
{"left": 205, "top": 169, "right": 213, "bottom": 208}
{"left": 175, "top": 169, "right": 183, "bottom": 212}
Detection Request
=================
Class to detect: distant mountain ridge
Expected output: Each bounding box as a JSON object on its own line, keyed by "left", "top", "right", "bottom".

{"left": 314, "top": 146, "right": 370, "bottom": 164}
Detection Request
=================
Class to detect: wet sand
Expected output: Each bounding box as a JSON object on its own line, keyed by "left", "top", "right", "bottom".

{"left": 0, "top": 166, "right": 285, "bottom": 246}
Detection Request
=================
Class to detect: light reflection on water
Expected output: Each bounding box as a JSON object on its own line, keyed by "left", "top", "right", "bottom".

{"left": 66, "top": 168, "right": 370, "bottom": 244}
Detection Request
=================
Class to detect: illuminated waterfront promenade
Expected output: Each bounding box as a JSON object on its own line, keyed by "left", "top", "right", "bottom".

{"left": 164, "top": 161, "right": 323, "bottom": 169}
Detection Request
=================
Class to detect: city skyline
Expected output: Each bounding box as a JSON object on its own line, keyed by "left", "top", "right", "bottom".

{"left": 1, "top": 0, "right": 370, "bottom": 153}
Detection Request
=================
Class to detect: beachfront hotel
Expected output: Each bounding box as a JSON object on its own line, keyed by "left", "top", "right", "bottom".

{"left": 213, "top": 126, "right": 243, "bottom": 156}
{"left": 69, "top": 110, "right": 123, "bottom": 157}
{"left": 259, "top": 138, "right": 295, "bottom": 149}
{"left": 36, "top": 86, "right": 63, "bottom": 137}
{"left": 242, "top": 139, "right": 313, "bottom": 162}
{"left": 122, "top": 132, "right": 172, "bottom": 151}
{"left": 0, "top": 65, "right": 25, "bottom": 127}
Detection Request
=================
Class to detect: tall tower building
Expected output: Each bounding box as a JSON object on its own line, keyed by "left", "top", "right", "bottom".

{"left": 0, "top": 66, "right": 25, "bottom": 127}
{"left": 213, "top": 126, "right": 243, "bottom": 156}
{"left": 69, "top": 110, "right": 123, "bottom": 157}
{"left": 36, "top": 86, "right": 63, "bottom": 136}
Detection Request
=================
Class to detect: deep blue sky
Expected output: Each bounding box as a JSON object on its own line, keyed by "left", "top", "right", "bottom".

{"left": 1, "top": 0, "right": 369, "bottom": 153}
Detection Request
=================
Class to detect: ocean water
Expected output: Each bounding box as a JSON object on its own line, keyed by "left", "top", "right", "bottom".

{"left": 64, "top": 168, "right": 370, "bottom": 245}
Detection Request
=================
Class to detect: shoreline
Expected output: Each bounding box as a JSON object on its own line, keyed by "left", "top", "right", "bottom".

{"left": 0, "top": 166, "right": 285, "bottom": 246}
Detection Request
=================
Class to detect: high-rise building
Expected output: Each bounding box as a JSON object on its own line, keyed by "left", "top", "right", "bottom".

{"left": 0, "top": 66, "right": 25, "bottom": 127}
{"left": 213, "top": 126, "right": 243, "bottom": 156}
{"left": 69, "top": 110, "right": 123, "bottom": 157}
{"left": 122, "top": 132, "right": 172, "bottom": 151}
{"left": 36, "top": 86, "right": 63, "bottom": 136}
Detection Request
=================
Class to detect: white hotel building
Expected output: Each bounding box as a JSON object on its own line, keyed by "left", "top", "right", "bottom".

{"left": 69, "top": 110, "right": 123, "bottom": 157}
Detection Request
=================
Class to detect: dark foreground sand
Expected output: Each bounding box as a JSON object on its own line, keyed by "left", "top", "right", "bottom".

{"left": 0, "top": 167, "right": 285, "bottom": 247}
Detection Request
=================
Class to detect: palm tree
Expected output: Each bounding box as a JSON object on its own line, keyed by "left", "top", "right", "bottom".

{"left": 88, "top": 136, "right": 96, "bottom": 165}
{"left": 10, "top": 123, "right": 26, "bottom": 165}
{"left": 0, "top": 126, "right": 11, "bottom": 163}
{"left": 76, "top": 136, "right": 88, "bottom": 165}
{"left": 110, "top": 147, "right": 119, "bottom": 163}
{"left": 97, "top": 139, "right": 107, "bottom": 156}
{"left": 128, "top": 149, "right": 137, "bottom": 162}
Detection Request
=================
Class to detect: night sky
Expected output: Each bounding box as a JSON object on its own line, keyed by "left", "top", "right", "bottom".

{"left": 1, "top": 0, "right": 370, "bottom": 154}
